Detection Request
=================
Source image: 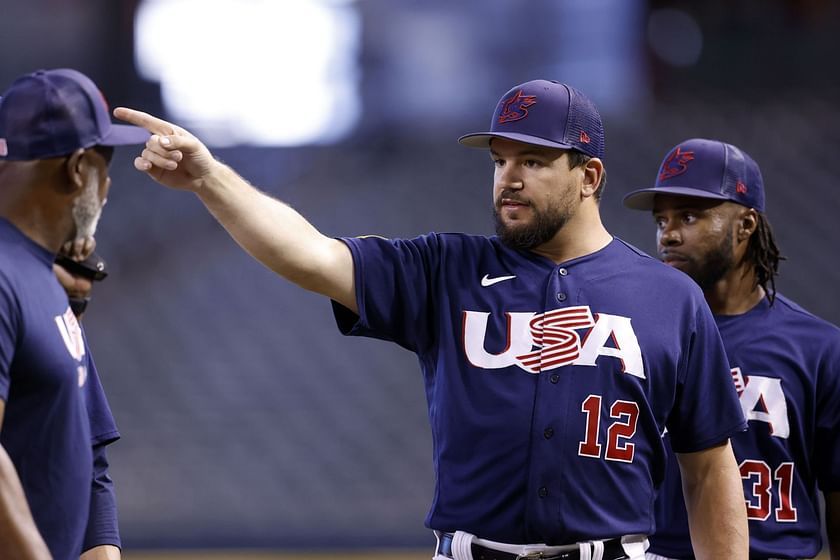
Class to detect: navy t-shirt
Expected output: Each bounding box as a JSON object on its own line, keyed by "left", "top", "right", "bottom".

{"left": 333, "top": 233, "right": 746, "bottom": 544}
{"left": 0, "top": 218, "right": 119, "bottom": 559}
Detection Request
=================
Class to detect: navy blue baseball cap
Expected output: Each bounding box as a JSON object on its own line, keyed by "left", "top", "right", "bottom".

{"left": 0, "top": 68, "right": 149, "bottom": 161}
{"left": 623, "top": 138, "right": 765, "bottom": 212}
{"left": 458, "top": 79, "right": 605, "bottom": 159}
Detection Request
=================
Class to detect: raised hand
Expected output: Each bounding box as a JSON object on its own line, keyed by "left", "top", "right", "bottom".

{"left": 112, "top": 108, "right": 218, "bottom": 192}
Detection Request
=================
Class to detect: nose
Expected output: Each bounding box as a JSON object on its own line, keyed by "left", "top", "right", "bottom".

{"left": 495, "top": 163, "right": 523, "bottom": 191}
{"left": 657, "top": 221, "right": 682, "bottom": 248}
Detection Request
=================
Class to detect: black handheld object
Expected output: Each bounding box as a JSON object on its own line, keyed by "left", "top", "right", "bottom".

{"left": 54, "top": 252, "right": 108, "bottom": 282}
{"left": 54, "top": 252, "right": 108, "bottom": 316}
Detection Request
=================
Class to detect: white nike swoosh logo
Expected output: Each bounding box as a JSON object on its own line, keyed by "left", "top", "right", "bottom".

{"left": 481, "top": 274, "right": 517, "bottom": 287}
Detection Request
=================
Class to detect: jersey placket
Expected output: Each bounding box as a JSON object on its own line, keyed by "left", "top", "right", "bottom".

{"left": 524, "top": 264, "right": 578, "bottom": 542}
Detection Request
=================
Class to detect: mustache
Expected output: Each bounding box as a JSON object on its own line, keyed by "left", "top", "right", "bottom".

{"left": 658, "top": 249, "right": 689, "bottom": 259}
{"left": 495, "top": 189, "right": 530, "bottom": 206}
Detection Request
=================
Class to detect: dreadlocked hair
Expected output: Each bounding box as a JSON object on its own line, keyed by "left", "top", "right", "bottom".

{"left": 746, "top": 212, "right": 785, "bottom": 305}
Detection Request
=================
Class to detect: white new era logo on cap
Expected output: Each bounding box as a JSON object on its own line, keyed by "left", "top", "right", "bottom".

{"left": 0, "top": 138, "right": 7, "bottom": 157}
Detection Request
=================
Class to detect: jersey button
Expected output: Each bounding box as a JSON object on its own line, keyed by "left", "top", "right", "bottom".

{"left": 543, "top": 427, "right": 554, "bottom": 439}
{"left": 538, "top": 487, "right": 548, "bottom": 498}
{"left": 550, "top": 373, "right": 560, "bottom": 384}
{"left": 556, "top": 292, "right": 567, "bottom": 302}
{"left": 558, "top": 268, "right": 568, "bottom": 276}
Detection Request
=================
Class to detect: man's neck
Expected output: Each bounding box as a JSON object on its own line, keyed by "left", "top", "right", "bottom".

{"left": 704, "top": 264, "right": 765, "bottom": 315}
{"left": 0, "top": 161, "right": 73, "bottom": 254}
{"left": 530, "top": 214, "right": 613, "bottom": 265}
{"left": 0, "top": 195, "right": 68, "bottom": 255}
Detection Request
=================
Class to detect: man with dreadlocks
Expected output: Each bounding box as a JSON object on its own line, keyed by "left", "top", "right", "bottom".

{"left": 622, "top": 138, "right": 840, "bottom": 559}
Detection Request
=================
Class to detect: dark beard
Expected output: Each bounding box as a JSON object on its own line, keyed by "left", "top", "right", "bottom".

{"left": 685, "top": 228, "right": 735, "bottom": 290}
{"left": 493, "top": 203, "right": 570, "bottom": 251}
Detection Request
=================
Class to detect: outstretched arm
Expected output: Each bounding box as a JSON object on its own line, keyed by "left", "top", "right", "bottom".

{"left": 676, "top": 440, "right": 748, "bottom": 560}
{"left": 113, "top": 108, "right": 357, "bottom": 312}
{"left": 0, "top": 402, "right": 51, "bottom": 560}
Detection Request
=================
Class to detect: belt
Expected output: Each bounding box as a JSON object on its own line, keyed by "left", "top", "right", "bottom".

{"left": 437, "top": 532, "right": 629, "bottom": 560}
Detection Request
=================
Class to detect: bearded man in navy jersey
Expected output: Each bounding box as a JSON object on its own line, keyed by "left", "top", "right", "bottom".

{"left": 114, "top": 80, "right": 750, "bottom": 559}
{"left": 0, "top": 69, "right": 148, "bottom": 560}
{"left": 625, "top": 139, "right": 840, "bottom": 560}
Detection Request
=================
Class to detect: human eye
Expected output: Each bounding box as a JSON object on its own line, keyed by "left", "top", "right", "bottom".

{"left": 524, "top": 159, "right": 542, "bottom": 168}
{"left": 682, "top": 212, "right": 698, "bottom": 224}
{"left": 653, "top": 216, "right": 666, "bottom": 230}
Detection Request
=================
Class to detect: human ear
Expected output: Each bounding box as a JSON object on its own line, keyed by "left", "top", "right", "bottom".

{"left": 581, "top": 158, "right": 604, "bottom": 198}
{"left": 63, "top": 148, "right": 88, "bottom": 194}
{"left": 737, "top": 208, "right": 759, "bottom": 242}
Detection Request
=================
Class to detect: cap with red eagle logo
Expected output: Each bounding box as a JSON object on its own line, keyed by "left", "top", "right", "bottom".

{"left": 458, "top": 79, "right": 605, "bottom": 159}
{"left": 623, "top": 138, "right": 765, "bottom": 212}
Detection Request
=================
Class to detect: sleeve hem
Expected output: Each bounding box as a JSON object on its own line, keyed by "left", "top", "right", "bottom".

{"left": 671, "top": 421, "right": 747, "bottom": 454}
{"left": 81, "top": 540, "right": 122, "bottom": 553}
{"left": 91, "top": 430, "right": 121, "bottom": 448}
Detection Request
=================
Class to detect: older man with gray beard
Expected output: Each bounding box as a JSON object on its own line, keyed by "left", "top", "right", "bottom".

{"left": 0, "top": 69, "right": 148, "bottom": 560}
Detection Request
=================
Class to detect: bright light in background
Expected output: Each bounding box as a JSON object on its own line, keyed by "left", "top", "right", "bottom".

{"left": 553, "top": 0, "right": 650, "bottom": 115}
{"left": 135, "top": 0, "right": 361, "bottom": 147}
{"left": 647, "top": 9, "right": 704, "bottom": 67}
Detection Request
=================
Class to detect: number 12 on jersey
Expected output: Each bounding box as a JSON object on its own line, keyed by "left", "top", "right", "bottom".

{"left": 578, "top": 394, "right": 639, "bottom": 463}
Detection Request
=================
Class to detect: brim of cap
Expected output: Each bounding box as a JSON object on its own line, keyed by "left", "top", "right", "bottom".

{"left": 99, "top": 124, "right": 151, "bottom": 147}
{"left": 458, "top": 131, "right": 576, "bottom": 150}
{"left": 622, "top": 186, "right": 731, "bottom": 210}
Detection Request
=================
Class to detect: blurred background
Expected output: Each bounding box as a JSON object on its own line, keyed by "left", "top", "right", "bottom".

{"left": 1, "top": 0, "right": 838, "bottom": 557}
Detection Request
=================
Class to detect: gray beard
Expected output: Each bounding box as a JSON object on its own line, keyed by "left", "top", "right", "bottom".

{"left": 72, "top": 177, "right": 103, "bottom": 239}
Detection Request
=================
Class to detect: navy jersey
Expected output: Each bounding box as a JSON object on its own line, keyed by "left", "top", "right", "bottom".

{"left": 332, "top": 233, "right": 746, "bottom": 544}
{"left": 0, "top": 218, "right": 120, "bottom": 560}
{"left": 649, "top": 295, "right": 840, "bottom": 559}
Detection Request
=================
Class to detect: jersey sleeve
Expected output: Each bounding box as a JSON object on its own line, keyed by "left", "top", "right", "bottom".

{"left": 332, "top": 234, "right": 439, "bottom": 353}
{"left": 814, "top": 334, "right": 840, "bottom": 491}
{"left": 667, "top": 303, "right": 747, "bottom": 453}
{"left": 0, "top": 273, "right": 20, "bottom": 401}
{"left": 82, "top": 443, "right": 121, "bottom": 552}
{"left": 81, "top": 340, "right": 120, "bottom": 447}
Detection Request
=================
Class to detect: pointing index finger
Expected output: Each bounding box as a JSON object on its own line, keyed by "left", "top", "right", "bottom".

{"left": 113, "top": 107, "right": 176, "bottom": 136}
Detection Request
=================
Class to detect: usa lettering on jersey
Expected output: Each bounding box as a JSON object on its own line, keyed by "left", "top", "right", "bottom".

{"left": 54, "top": 307, "right": 88, "bottom": 388}
{"left": 732, "top": 367, "right": 789, "bottom": 438}
{"left": 55, "top": 307, "right": 85, "bottom": 362}
{"left": 462, "top": 305, "right": 645, "bottom": 378}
